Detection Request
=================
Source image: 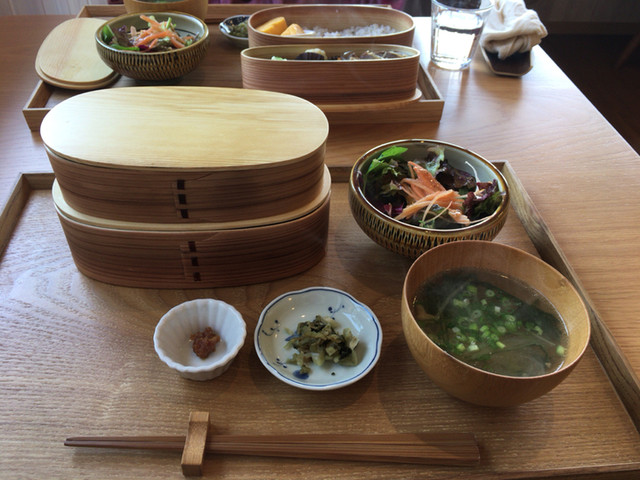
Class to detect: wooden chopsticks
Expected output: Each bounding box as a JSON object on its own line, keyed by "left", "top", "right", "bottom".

{"left": 65, "top": 432, "right": 480, "bottom": 466}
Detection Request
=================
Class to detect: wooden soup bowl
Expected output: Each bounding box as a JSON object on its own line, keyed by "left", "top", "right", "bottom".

{"left": 401, "top": 240, "right": 591, "bottom": 407}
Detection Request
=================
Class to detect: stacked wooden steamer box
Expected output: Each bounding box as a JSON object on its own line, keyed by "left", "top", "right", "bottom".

{"left": 242, "top": 5, "right": 419, "bottom": 105}
{"left": 41, "top": 86, "right": 330, "bottom": 288}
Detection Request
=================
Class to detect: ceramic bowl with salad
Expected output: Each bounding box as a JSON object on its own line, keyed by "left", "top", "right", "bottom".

{"left": 349, "top": 139, "right": 510, "bottom": 259}
{"left": 95, "top": 11, "right": 209, "bottom": 81}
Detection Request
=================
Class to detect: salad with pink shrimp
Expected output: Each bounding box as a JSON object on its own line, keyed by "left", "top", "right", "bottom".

{"left": 101, "top": 14, "right": 198, "bottom": 52}
{"left": 360, "top": 145, "right": 504, "bottom": 229}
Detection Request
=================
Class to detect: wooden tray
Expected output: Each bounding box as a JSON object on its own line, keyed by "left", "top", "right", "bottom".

{"left": 22, "top": 4, "right": 444, "bottom": 131}
{"left": 2, "top": 163, "right": 640, "bottom": 479}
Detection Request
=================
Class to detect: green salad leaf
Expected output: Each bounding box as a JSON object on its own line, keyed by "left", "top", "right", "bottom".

{"left": 360, "top": 145, "right": 503, "bottom": 229}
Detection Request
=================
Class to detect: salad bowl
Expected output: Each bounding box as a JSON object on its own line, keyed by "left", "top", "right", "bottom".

{"left": 95, "top": 11, "right": 209, "bottom": 81}
{"left": 349, "top": 139, "right": 510, "bottom": 259}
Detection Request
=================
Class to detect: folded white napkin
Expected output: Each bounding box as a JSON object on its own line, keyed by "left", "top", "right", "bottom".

{"left": 481, "top": 0, "right": 548, "bottom": 59}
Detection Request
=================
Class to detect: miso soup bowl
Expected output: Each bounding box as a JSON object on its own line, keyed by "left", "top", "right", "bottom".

{"left": 349, "top": 139, "right": 510, "bottom": 259}
{"left": 401, "top": 240, "right": 591, "bottom": 407}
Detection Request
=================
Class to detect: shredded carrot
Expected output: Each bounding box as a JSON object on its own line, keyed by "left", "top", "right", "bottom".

{"left": 395, "top": 161, "right": 470, "bottom": 225}
{"left": 132, "top": 14, "right": 193, "bottom": 50}
{"left": 140, "top": 14, "right": 162, "bottom": 29}
{"left": 447, "top": 209, "right": 470, "bottom": 224}
{"left": 406, "top": 162, "right": 445, "bottom": 193}
{"left": 169, "top": 36, "right": 185, "bottom": 49}
{"left": 135, "top": 30, "right": 174, "bottom": 46}
{"left": 396, "top": 190, "right": 463, "bottom": 221}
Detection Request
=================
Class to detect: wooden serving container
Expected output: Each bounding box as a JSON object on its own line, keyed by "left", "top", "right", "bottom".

{"left": 123, "top": 0, "right": 209, "bottom": 21}
{"left": 52, "top": 167, "right": 331, "bottom": 288}
{"left": 248, "top": 5, "right": 415, "bottom": 47}
{"left": 241, "top": 44, "right": 421, "bottom": 104}
{"left": 40, "top": 86, "right": 329, "bottom": 224}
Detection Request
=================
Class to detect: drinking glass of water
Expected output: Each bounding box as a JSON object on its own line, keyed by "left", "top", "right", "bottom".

{"left": 430, "top": 0, "right": 494, "bottom": 70}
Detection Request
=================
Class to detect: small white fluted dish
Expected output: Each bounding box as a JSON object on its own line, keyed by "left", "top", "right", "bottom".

{"left": 154, "top": 298, "right": 246, "bottom": 381}
{"left": 255, "top": 287, "right": 382, "bottom": 390}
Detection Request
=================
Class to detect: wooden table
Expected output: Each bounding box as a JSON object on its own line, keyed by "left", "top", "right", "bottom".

{"left": 1, "top": 5, "right": 640, "bottom": 479}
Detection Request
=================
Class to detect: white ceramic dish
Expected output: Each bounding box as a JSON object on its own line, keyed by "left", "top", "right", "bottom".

{"left": 154, "top": 298, "right": 246, "bottom": 381}
{"left": 219, "top": 15, "right": 250, "bottom": 48}
{"left": 255, "top": 287, "right": 382, "bottom": 390}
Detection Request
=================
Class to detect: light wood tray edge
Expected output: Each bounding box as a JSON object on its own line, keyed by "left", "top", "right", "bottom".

{"left": 22, "top": 3, "right": 277, "bottom": 132}
{"left": 320, "top": 64, "right": 443, "bottom": 124}
{"left": 3, "top": 163, "right": 639, "bottom": 436}
{"left": 501, "top": 161, "right": 640, "bottom": 433}
{"left": 22, "top": 4, "right": 444, "bottom": 131}
{"left": 76, "top": 3, "right": 277, "bottom": 22}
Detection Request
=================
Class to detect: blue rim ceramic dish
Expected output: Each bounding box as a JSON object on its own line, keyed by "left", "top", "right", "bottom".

{"left": 219, "top": 15, "right": 250, "bottom": 48}
{"left": 255, "top": 287, "right": 382, "bottom": 390}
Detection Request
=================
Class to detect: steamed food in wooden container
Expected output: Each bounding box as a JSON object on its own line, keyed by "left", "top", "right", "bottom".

{"left": 41, "top": 86, "right": 328, "bottom": 224}
{"left": 41, "top": 86, "right": 331, "bottom": 288}
{"left": 241, "top": 44, "right": 420, "bottom": 104}
{"left": 248, "top": 4, "right": 415, "bottom": 47}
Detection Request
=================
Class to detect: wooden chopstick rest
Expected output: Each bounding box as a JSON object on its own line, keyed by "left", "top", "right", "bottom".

{"left": 181, "top": 411, "right": 210, "bottom": 477}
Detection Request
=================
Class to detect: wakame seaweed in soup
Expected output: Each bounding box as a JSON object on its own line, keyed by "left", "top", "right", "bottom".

{"left": 413, "top": 268, "right": 568, "bottom": 377}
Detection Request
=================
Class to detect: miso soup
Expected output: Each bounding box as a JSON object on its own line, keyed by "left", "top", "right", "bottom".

{"left": 413, "top": 268, "right": 568, "bottom": 377}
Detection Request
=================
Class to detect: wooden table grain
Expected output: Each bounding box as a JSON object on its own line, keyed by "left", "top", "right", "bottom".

{"left": 1, "top": 6, "right": 640, "bottom": 479}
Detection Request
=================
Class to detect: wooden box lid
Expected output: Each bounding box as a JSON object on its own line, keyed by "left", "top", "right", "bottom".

{"left": 35, "top": 18, "right": 118, "bottom": 90}
{"left": 41, "top": 86, "right": 329, "bottom": 224}
{"left": 41, "top": 86, "right": 328, "bottom": 170}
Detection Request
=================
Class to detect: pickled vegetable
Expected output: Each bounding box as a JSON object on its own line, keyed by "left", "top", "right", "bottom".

{"left": 285, "top": 316, "right": 359, "bottom": 375}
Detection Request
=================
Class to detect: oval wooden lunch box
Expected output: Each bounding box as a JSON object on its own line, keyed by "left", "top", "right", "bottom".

{"left": 241, "top": 44, "right": 421, "bottom": 104}
{"left": 247, "top": 4, "right": 415, "bottom": 48}
{"left": 40, "top": 86, "right": 329, "bottom": 224}
{"left": 52, "top": 168, "right": 331, "bottom": 289}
